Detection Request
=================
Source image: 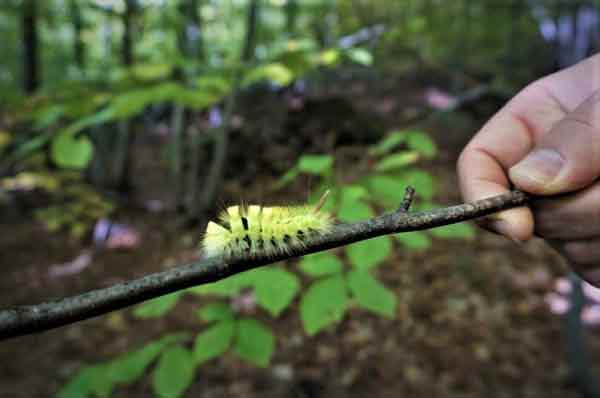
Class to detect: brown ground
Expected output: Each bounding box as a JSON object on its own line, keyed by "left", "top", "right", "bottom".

{"left": 0, "top": 73, "right": 595, "bottom": 397}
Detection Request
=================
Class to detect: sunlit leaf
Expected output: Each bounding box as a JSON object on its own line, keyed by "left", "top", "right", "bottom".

{"left": 297, "top": 154, "right": 333, "bottom": 175}
{"left": 374, "top": 151, "right": 420, "bottom": 172}
{"left": 346, "top": 47, "right": 373, "bottom": 66}
{"left": 50, "top": 132, "right": 93, "bottom": 169}
{"left": 244, "top": 63, "right": 295, "bottom": 86}
{"left": 369, "top": 131, "right": 407, "bottom": 156}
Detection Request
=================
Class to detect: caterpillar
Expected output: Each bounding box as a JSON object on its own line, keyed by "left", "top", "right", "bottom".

{"left": 202, "top": 191, "right": 332, "bottom": 259}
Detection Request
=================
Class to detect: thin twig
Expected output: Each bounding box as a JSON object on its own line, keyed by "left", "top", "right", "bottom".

{"left": 0, "top": 189, "right": 530, "bottom": 340}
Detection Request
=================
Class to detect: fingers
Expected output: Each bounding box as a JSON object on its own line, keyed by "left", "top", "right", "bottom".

{"left": 458, "top": 54, "right": 600, "bottom": 242}
{"left": 457, "top": 82, "right": 566, "bottom": 242}
{"left": 548, "top": 238, "right": 600, "bottom": 287}
{"left": 509, "top": 89, "right": 600, "bottom": 195}
{"left": 532, "top": 182, "right": 600, "bottom": 239}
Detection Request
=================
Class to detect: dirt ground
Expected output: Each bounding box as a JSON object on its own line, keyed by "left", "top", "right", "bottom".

{"left": 0, "top": 73, "right": 596, "bottom": 397}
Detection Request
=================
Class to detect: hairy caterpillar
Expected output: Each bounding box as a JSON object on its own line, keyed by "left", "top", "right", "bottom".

{"left": 202, "top": 192, "right": 332, "bottom": 258}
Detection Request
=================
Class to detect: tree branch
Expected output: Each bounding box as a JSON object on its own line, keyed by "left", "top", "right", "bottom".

{"left": 0, "top": 189, "right": 530, "bottom": 340}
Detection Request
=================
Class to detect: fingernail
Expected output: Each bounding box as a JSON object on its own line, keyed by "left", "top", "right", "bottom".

{"left": 509, "top": 149, "right": 565, "bottom": 187}
{"left": 489, "top": 219, "right": 523, "bottom": 244}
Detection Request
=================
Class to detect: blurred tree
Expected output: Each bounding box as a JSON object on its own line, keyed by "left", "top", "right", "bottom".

{"left": 69, "top": 0, "right": 85, "bottom": 72}
{"left": 21, "top": 0, "right": 39, "bottom": 93}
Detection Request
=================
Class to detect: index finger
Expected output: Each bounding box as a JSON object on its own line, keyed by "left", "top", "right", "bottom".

{"left": 457, "top": 79, "right": 568, "bottom": 242}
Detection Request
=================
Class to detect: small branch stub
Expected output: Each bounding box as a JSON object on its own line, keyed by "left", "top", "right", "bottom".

{"left": 398, "top": 186, "right": 416, "bottom": 212}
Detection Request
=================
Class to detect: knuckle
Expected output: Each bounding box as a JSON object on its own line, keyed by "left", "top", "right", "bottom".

{"left": 563, "top": 241, "right": 598, "bottom": 266}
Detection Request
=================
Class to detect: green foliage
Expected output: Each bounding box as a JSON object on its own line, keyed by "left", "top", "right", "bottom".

{"left": 300, "top": 275, "right": 348, "bottom": 335}
{"left": 347, "top": 270, "right": 396, "bottom": 318}
{"left": 234, "top": 318, "right": 275, "bottom": 367}
{"left": 133, "top": 292, "right": 182, "bottom": 319}
{"left": 18, "top": 172, "right": 115, "bottom": 239}
{"left": 346, "top": 237, "right": 392, "bottom": 270}
{"left": 193, "top": 319, "right": 235, "bottom": 364}
{"left": 299, "top": 252, "right": 343, "bottom": 277}
{"left": 56, "top": 333, "right": 188, "bottom": 398}
{"left": 253, "top": 268, "right": 300, "bottom": 317}
{"left": 152, "top": 345, "right": 196, "bottom": 398}
{"left": 50, "top": 132, "right": 93, "bottom": 169}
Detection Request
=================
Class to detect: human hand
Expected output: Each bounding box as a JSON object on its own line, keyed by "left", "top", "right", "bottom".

{"left": 457, "top": 54, "right": 600, "bottom": 285}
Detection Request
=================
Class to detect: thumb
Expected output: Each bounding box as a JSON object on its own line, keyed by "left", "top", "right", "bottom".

{"left": 509, "top": 90, "right": 600, "bottom": 195}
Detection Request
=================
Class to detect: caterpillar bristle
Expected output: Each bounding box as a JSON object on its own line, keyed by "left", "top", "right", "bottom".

{"left": 202, "top": 198, "right": 332, "bottom": 259}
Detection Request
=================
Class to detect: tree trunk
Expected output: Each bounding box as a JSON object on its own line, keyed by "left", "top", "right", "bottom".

{"left": 122, "top": 0, "right": 137, "bottom": 66}
{"left": 22, "top": 0, "right": 39, "bottom": 93}
{"left": 242, "top": 0, "right": 259, "bottom": 61}
{"left": 286, "top": 0, "right": 298, "bottom": 37}
{"left": 70, "top": 0, "right": 85, "bottom": 71}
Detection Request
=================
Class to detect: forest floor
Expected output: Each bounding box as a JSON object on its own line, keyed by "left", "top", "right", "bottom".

{"left": 0, "top": 70, "right": 594, "bottom": 397}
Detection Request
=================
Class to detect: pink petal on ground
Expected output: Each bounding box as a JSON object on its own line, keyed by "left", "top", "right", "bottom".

{"left": 424, "top": 87, "right": 457, "bottom": 110}
{"left": 582, "top": 281, "right": 600, "bottom": 303}
{"left": 582, "top": 305, "right": 600, "bottom": 326}
{"left": 554, "top": 277, "right": 572, "bottom": 295}
{"left": 545, "top": 292, "right": 570, "bottom": 315}
{"left": 48, "top": 250, "right": 93, "bottom": 278}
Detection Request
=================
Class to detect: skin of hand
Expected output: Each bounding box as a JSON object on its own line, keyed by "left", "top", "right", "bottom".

{"left": 457, "top": 54, "right": 600, "bottom": 285}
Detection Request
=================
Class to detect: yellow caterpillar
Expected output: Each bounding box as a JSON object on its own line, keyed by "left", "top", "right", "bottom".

{"left": 203, "top": 192, "right": 332, "bottom": 258}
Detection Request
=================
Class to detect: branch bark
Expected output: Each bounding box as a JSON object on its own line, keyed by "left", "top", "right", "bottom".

{"left": 0, "top": 189, "right": 530, "bottom": 340}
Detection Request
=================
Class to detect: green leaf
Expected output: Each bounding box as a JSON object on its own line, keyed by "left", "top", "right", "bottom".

{"left": 106, "top": 333, "right": 188, "bottom": 388}
{"left": 319, "top": 49, "right": 341, "bottom": 66}
{"left": 254, "top": 268, "right": 300, "bottom": 317}
{"left": 397, "top": 169, "right": 436, "bottom": 200}
{"left": 369, "top": 131, "right": 407, "bottom": 156}
{"left": 244, "top": 62, "right": 295, "bottom": 86}
{"left": 189, "top": 269, "right": 261, "bottom": 297}
{"left": 346, "top": 236, "right": 392, "bottom": 270}
{"left": 429, "top": 222, "right": 476, "bottom": 240}
{"left": 347, "top": 270, "right": 396, "bottom": 318}
{"left": 300, "top": 275, "right": 348, "bottom": 335}
{"left": 234, "top": 318, "right": 275, "bottom": 367}
{"left": 406, "top": 131, "right": 437, "bottom": 159}
{"left": 152, "top": 345, "right": 196, "bottom": 398}
{"left": 133, "top": 292, "right": 181, "bottom": 319}
{"left": 395, "top": 231, "right": 432, "bottom": 250}
{"left": 274, "top": 167, "right": 300, "bottom": 189}
{"left": 374, "top": 152, "right": 420, "bottom": 172}
{"left": 346, "top": 47, "right": 373, "bottom": 66}
{"left": 299, "top": 252, "right": 343, "bottom": 277}
{"left": 193, "top": 320, "right": 235, "bottom": 364}
{"left": 196, "top": 302, "right": 234, "bottom": 323}
{"left": 50, "top": 133, "right": 93, "bottom": 169}
{"left": 297, "top": 154, "right": 333, "bottom": 175}
{"left": 56, "top": 365, "right": 106, "bottom": 398}
{"left": 337, "top": 185, "right": 373, "bottom": 222}
{"left": 366, "top": 174, "right": 410, "bottom": 208}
